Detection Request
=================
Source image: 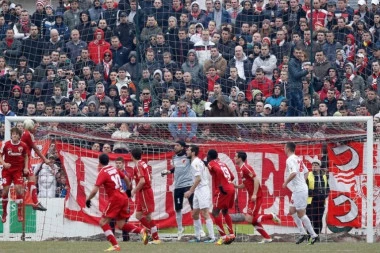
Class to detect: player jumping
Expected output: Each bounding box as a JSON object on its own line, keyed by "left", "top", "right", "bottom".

{"left": 283, "top": 142, "right": 319, "bottom": 245}
{"left": 207, "top": 149, "right": 236, "bottom": 245}
{"left": 1, "top": 127, "right": 29, "bottom": 223}
{"left": 86, "top": 153, "right": 148, "bottom": 252}
{"left": 130, "top": 148, "right": 161, "bottom": 245}
{"left": 21, "top": 119, "right": 49, "bottom": 211}
{"left": 234, "top": 151, "right": 281, "bottom": 243}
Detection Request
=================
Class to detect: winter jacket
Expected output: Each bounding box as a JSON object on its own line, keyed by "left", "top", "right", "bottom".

{"left": 0, "top": 38, "right": 22, "bottom": 68}
{"left": 110, "top": 43, "right": 130, "bottom": 67}
{"left": 203, "top": 53, "right": 228, "bottom": 77}
{"left": 181, "top": 49, "right": 203, "bottom": 83}
{"left": 168, "top": 107, "right": 198, "bottom": 139}
{"left": 64, "top": 8, "right": 82, "bottom": 31}
{"left": 88, "top": 29, "right": 111, "bottom": 64}
{"left": 140, "top": 25, "right": 163, "bottom": 42}
{"left": 287, "top": 57, "right": 308, "bottom": 90}
{"left": 251, "top": 54, "right": 277, "bottom": 80}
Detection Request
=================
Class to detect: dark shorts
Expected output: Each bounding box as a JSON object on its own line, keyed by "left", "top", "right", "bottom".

{"left": 174, "top": 186, "right": 193, "bottom": 211}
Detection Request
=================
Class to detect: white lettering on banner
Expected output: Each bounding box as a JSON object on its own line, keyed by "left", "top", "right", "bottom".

{"left": 332, "top": 145, "right": 359, "bottom": 172}
{"left": 61, "top": 151, "right": 82, "bottom": 212}
{"left": 263, "top": 152, "right": 280, "bottom": 215}
{"left": 333, "top": 195, "right": 358, "bottom": 223}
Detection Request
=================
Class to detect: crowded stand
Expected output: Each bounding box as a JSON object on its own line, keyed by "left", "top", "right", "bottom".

{"left": 0, "top": 0, "right": 376, "bottom": 144}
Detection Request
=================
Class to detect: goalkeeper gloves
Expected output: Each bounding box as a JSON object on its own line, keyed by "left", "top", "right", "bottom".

{"left": 219, "top": 185, "right": 227, "bottom": 195}
{"left": 86, "top": 200, "right": 92, "bottom": 208}
{"left": 161, "top": 170, "right": 170, "bottom": 177}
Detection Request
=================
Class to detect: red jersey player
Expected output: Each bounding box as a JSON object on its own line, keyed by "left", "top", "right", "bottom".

{"left": 1, "top": 127, "right": 29, "bottom": 223}
{"left": 113, "top": 156, "right": 147, "bottom": 242}
{"left": 86, "top": 153, "right": 148, "bottom": 252}
{"left": 21, "top": 119, "right": 50, "bottom": 211}
{"left": 207, "top": 149, "right": 236, "bottom": 245}
{"left": 234, "top": 151, "right": 281, "bottom": 243}
{"left": 130, "top": 148, "right": 161, "bottom": 245}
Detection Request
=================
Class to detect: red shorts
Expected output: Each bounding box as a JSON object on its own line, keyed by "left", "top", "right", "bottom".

{"left": 103, "top": 196, "right": 130, "bottom": 220}
{"left": 213, "top": 189, "right": 235, "bottom": 210}
{"left": 246, "top": 196, "right": 263, "bottom": 218}
{"left": 135, "top": 188, "right": 155, "bottom": 215}
{"left": 2, "top": 168, "right": 24, "bottom": 186}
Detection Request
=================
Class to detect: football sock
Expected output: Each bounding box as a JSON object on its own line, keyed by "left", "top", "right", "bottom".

{"left": 176, "top": 211, "right": 183, "bottom": 232}
{"left": 223, "top": 213, "right": 234, "bottom": 234}
{"left": 139, "top": 217, "right": 151, "bottom": 229}
{"left": 301, "top": 215, "right": 317, "bottom": 237}
{"left": 27, "top": 181, "right": 38, "bottom": 205}
{"left": 257, "top": 214, "right": 273, "bottom": 223}
{"left": 122, "top": 223, "right": 141, "bottom": 233}
{"left": 101, "top": 224, "right": 118, "bottom": 246}
{"left": 150, "top": 220, "right": 159, "bottom": 240}
{"left": 213, "top": 215, "right": 226, "bottom": 236}
{"left": 254, "top": 223, "right": 271, "bottom": 239}
{"left": 206, "top": 218, "right": 215, "bottom": 239}
{"left": 2, "top": 194, "right": 8, "bottom": 215}
{"left": 292, "top": 213, "right": 306, "bottom": 234}
{"left": 193, "top": 218, "right": 201, "bottom": 239}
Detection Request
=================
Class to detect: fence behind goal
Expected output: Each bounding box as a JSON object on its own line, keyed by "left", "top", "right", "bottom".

{"left": 1, "top": 116, "right": 375, "bottom": 243}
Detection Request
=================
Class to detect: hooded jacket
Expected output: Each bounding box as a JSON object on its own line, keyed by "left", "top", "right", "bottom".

{"left": 88, "top": 29, "right": 111, "bottom": 64}
{"left": 110, "top": 42, "right": 130, "bottom": 67}
{"left": 0, "top": 100, "right": 15, "bottom": 123}
{"left": 51, "top": 12, "right": 71, "bottom": 41}
{"left": 181, "top": 49, "right": 203, "bottom": 83}
{"left": 123, "top": 51, "right": 142, "bottom": 84}
{"left": 76, "top": 11, "right": 94, "bottom": 43}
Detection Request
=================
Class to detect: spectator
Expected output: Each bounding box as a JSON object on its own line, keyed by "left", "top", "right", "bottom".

{"left": 66, "top": 29, "right": 88, "bottom": 64}
{"left": 110, "top": 36, "right": 129, "bottom": 67}
{"left": 111, "top": 123, "right": 133, "bottom": 153}
{"left": 50, "top": 12, "right": 71, "bottom": 42}
{"left": 88, "top": 0, "right": 102, "bottom": 24}
{"left": 88, "top": 29, "right": 110, "bottom": 65}
{"left": 14, "top": 10, "right": 34, "bottom": 40}
{"left": 113, "top": 10, "right": 135, "bottom": 50}
{"left": 100, "top": 0, "right": 120, "bottom": 30}
{"left": 251, "top": 44, "right": 277, "bottom": 80}
{"left": 168, "top": 100, "right": 197, "bottom": 141}
{"left": 182, "top": 49, "right": 202, "bottom": 84}
{"left": 31, "top": 1, "right": 46, "bottom": 29}
{"left": 97, "top": 19, "right": 113, "bottom": 42}
{"left": 64, "top": 0, "right": 82, "bottom": 31}
{"left": 45, "top": 29, "right": 66, "bottom": 54}
{"left": 75, "top": 11, "right": 94, "bottom": 43}
{"left": 0, "top": 15, "right": 9, "bottom": 41}
{"left": 37, "top": 154, "right": 59, "bottom": 198}
{"left": 287, "top": 47, "right": 311, "bottom": 116}
{"left": 194, "top": 29, "right": 214, "bottom": 66}
{"left": 246, "top": 68, "right": 274, "bottom": 101}
{"left": 203, "top": 46, "right": 227, "bottom": 78}
{"left": 56, "top": 173, "right": 68, "bottom": 198}
{"left": 74, "top": 49, "right": 95, "bottom": 77}
{"left": 141, "top": 16, "right": 163, "bottom": 43}
{"left": 87, "top": 82, "right": 114, "bottom": 109}
{"left": 363, "top": 87, "right": 380, "bottom": 115}
{"left": 0, "top": 28, "right": 22, "bottom": 68}
{"left": 0, "top": 100, "right": 15, "bottom": 123}
{"left": 227, "top": 45, "right": 252, "bottom": 81}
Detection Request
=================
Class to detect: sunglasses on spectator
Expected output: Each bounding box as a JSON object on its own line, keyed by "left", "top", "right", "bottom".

{"left": 104, "top": 54, "right": 111, "bottom": 57}
{"left": 143, "top": 92, "right": 150, "bottom": 95}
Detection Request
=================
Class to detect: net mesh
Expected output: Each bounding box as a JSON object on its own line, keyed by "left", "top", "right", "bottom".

{"left": 1, "top": 117, "right": 375, "bottom": 241}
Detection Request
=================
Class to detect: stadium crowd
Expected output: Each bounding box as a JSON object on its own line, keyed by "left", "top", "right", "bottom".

{"left": 0, "top": 0, "right": 378, "bottom": 143}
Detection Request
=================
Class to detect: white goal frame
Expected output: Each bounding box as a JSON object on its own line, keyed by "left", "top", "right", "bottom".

{"left": 4, "top": 116, "right": 374, "bottom": 243}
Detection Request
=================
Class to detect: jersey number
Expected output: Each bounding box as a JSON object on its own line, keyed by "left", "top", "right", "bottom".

{"left": 220, "top": 165, "right": 231, "bottom": 183}
{"left": 111, "top": 174, "right": 123, "bottom": 189}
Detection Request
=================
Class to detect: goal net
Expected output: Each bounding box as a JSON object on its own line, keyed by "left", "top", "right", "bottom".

{"left": 1, "top": 116, "right": 376, "bottom": 243}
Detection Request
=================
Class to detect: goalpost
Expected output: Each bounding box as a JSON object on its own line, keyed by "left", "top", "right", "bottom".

{"left": 2, "top": 116, "right": 375, "bottom": 243}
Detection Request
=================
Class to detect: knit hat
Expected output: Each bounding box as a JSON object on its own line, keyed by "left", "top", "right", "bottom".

{"left": 237, "top": 91, "right": 245, "bottom": 98}
{"left": 262, "top": 37, "right": 271, "bottom": 46}
{"left": 345, "top": 62, "right": 355, "bottom": 71}
{"left": 36, "top": 0, "right": 45, "bottom": 7}
{"left": 251, "top": 89, "right": 263, "bottom": 98}
{"left": 312, "top": 158, "right": 321, "bottom": 166}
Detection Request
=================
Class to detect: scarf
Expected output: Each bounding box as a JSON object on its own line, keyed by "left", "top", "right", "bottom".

{"left": 372, "top": 73, "right": 379, "bottom": 91}
{"left": 276, "top": 39, "right": 285, "bottom": 46}
{"left": 20, "top": 19, "right": 30, "bottom": 33}
{"left": 304, "top": 40, "right": 311, "bottom": 46}
{"left": 207, "top": 74, "right": 220, "bottom": 91}
{"left": 191, "top": 10, "right": 201, "bottom": 19}
{"left": 6, "top": 38, "right": 13, "bottom": 48}
{"left": 142, "top": 98, "right": 151, "bottom": 114}
{"left": 119, "top": 96, "right": 128, "bottom": 106}
{"left": 96, "top": 92, "right": 105, "bottom": 102}
{"left": 80, "top": 91, "right": 87, "bottom": 100}
{"left": 177, "top": 109, "right": 191, "bottom": 131}
{"left": 345, "top": 73, "right": 355, "bottom": 81}
{"left": 103, "top": 59, "right": 112, "bottom": 80}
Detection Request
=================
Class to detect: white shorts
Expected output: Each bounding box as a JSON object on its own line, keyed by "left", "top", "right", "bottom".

{"left": 290, "top": 190, "right": 308, "bottom": 210}
{"left": 193, "top": 187, "right": 211, "bottom": 210}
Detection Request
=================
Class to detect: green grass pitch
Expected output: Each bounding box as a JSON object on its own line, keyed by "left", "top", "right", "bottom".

{"left": 0, "top": 241, "right": 379, "bottom": 253}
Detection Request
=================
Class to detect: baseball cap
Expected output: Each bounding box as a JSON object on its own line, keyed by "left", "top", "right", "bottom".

{"left": 312, "top": 158, "right": 321, "bottom": 166}
{"left": 119, "top": 11, "right": 127, "bottom": 17}
{"left": 264, "top": 104, "right": 272, "bottom": 110}
{"left": 175, "top": 140, "right": 188, "bottom": 148}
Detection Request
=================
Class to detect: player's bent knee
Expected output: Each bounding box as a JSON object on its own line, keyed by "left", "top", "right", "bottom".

{"left": 221, "top": 209, "right": 229, "bottom": 215}
{"left": 212, "top": 208, "right": 220, "bottom": 217}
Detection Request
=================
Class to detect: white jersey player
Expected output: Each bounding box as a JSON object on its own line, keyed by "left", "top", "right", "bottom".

{"left": 283, "top": 142, "right": 319, "bottom": 245}
{"left": 184, "top": 145, "right": 215, "bottom": 243}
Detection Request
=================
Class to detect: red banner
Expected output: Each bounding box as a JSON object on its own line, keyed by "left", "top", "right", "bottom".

{"left": 56, "top": 141, "right": 323, "bottom": 227}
